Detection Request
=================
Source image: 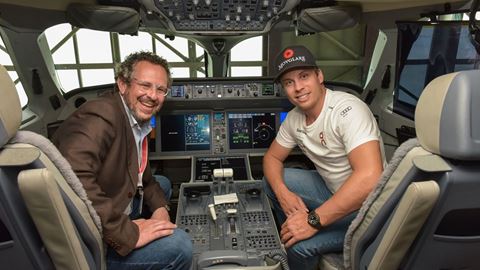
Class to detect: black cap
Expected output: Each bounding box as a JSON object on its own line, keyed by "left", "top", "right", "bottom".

{"left": 273, "top": 45, "right": 317, "bottom": 82}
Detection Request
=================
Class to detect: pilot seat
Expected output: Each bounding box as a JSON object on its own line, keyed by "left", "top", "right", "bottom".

{"left": 319, "top": 69, "right": 480, "bottom": 270}
{"left": 0, "top": 64, "right": 105, "bottom": 269}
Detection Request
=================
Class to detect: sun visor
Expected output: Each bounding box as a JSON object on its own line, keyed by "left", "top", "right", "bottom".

{"left": 296, "top": 4, "right": 361, "bottom": 34}
{"left": 66, "top": 4, "right": 139, "bottom": 34}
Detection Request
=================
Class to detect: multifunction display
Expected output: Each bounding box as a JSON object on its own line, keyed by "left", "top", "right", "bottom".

{"left": 160, "top": 113, "right": 211, "bottom": 152}
{"left": 228, "top": 112, "right": 276, "bottom": 150}
{"left": 157, "top": 110, "right": 281, "bottom": 155}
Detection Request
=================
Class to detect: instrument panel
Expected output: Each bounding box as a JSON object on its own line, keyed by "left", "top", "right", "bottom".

{"left": 148, "top": 77, "right": 291, "bottom": 157}
{"left": 153, "top": 110, "right": 283, "bottom": 156}
{"left": 169, "top": 81, "right": 282, "bottom": 99}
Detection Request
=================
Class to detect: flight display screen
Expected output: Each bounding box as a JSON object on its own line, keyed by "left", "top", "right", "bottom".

{"left": 159, "top": 113, "right": 211, "bottom": 152}
{"left": 170, "top": 85, "right": 185, "bottom": 97}
{"left": 228, "top": 112, "right": 276, "bottom": 150}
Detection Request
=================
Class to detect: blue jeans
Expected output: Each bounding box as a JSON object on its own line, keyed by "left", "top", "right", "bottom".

{"left": 107, "top": 175, "right": 193, "bottom": 270}
{"left": 263, "top": 168, "right": 356, "bottom": 270}
{"left": 130, "top": 175, "right": 173, "bottom": 219}
{"left": 154, "top": 175, "right": 173, "bottom": 201}
{"left": 106, "top": 228, "right": 192, "bottom": 270}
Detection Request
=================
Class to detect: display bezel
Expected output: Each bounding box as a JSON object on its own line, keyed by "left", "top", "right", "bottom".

{"left": 226, "top": 109, "right": 280, "bottom": 153}
{"left": 157, "top": 110, "right": 213, "bottom": 155}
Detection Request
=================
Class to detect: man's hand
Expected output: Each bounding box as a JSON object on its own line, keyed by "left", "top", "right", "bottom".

{"left": 151, "top": 206, "right": 170, "bottom": 222}
{"left": 278, "top": 190, "right": 308, "bottom": 217}
{"left": 280, "top": 210, "right": 317, "bottom": 248}
{"left": 133, "top": 218, "right": 176, "bottom": 248}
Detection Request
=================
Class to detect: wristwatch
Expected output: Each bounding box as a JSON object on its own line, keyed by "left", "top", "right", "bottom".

{"left": 307, "top": 211, "right": 323, "bottom": 230}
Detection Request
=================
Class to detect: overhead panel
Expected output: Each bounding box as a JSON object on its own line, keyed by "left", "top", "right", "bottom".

{"left": 149, "top": 0, "right": 299, "bottom": 33}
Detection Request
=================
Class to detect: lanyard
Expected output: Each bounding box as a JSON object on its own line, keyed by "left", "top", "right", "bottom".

{"left": 139, "top": 136, "right": 148, "bottom": 174}
{"left": 137, "top": 136, "right": 148, "bottom": 214}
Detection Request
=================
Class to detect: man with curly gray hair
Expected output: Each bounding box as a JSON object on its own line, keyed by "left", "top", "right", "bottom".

{"left": 115, "top": 51, "right": 173, "bottom": 93}
{"left": 54, "top": 51, "right": 192, "bottom": 269}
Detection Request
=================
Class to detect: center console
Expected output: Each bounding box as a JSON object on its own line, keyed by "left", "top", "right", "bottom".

{"left": 194, "top": 155, "right": 251, "bottom": 181}
{"left": 176, "top": 169, "right": 288, "bottom": 270}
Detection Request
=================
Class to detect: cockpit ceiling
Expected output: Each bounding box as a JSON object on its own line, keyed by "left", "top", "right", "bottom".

{"left": 0, "top": 0, "right": 470, "bottom": 13}
{"left": 0, "top": 0, "right": 472, "bottom": 35}
{"left": 338, "top": 0, "right": 470, "bottom": 12}
{"left": 0, "top": 0, "right": 95, "bottom": 11}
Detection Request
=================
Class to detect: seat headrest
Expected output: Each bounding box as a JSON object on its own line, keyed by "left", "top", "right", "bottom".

{"left": 0, "top": 65, "right": 22, "bottom": 147}
{"left": 415, "top": 70, "right": 480, "bottom": 160}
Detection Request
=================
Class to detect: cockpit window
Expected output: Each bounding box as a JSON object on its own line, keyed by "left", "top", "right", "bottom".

{"left": 43, "top": 23, "right": 267, "bottom": 92}
{"left": 393, "top": 21, "right": 480, "bottom": 119}
{"left": 0, "top": 35, "right": 28, "bottom": 107}
{"left": 43, "top": 23, "right": 208, "bottom": 93}
{"left": 230, "top": 36, "right": 264, "bottom": 77}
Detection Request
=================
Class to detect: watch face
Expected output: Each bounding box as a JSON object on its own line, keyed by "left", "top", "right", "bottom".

{"left": 308, "top": 212, "right": 322, "bottom": 229}
{"left": 308, "top": 213, "right": 318, "bottom": 225}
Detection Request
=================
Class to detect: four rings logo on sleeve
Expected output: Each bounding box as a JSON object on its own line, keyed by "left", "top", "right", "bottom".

{"left": 340, "top": 106, "right": 352, "bottom": 117}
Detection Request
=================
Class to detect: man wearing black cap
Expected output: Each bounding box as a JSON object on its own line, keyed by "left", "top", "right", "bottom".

{"left": 263, "top": 45, "right": 385, "bottom": 269}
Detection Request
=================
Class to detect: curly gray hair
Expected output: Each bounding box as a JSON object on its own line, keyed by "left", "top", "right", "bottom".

{"left": 115, "top": 51, "right": 172, "bottom": 89}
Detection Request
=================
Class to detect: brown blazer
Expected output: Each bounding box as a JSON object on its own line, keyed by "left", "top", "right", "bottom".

{"left": 53, "top": 91, "right": 167, "bottom": 256}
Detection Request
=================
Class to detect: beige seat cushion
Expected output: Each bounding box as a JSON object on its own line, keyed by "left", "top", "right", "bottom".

{"left": 18, "top": 168, "right": 92, "bottom": 270}
{"left": 368, "top": 180, "right": 440, "bottom": 270}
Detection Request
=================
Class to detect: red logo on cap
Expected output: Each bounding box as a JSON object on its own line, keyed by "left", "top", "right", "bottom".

{"left": 283, "top": 49, "right": 294, "bottom": 59}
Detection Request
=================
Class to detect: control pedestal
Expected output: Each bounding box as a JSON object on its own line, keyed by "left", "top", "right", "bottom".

{"left": 176, "top": 179, "right": 287, "bottom": 270}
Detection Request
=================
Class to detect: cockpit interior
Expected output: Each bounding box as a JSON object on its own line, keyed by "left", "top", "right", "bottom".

{"left": 1, "top": 0, "right": 480, "bottom": 269}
